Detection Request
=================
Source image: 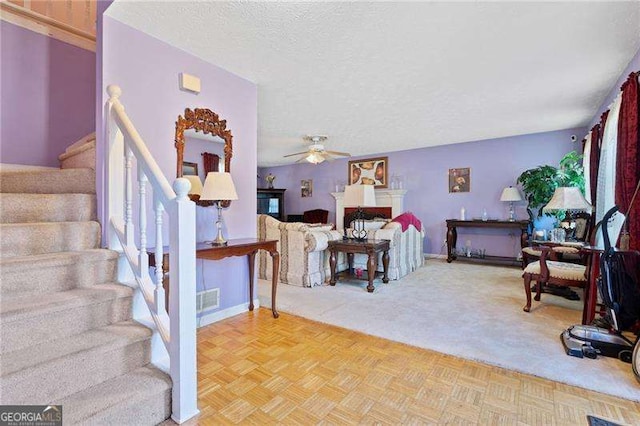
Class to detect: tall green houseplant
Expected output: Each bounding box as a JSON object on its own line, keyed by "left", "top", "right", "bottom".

{"left": 517, "top": 151, "right": 585, "bottom": 218}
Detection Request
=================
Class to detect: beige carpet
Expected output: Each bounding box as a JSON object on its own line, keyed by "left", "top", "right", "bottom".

{"left": 257, "top": 259, "right": 640, "bottom": 402}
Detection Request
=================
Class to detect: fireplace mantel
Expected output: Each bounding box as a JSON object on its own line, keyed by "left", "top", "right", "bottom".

{"left": 331, "top": 189, "right": 407, "bottom": 230}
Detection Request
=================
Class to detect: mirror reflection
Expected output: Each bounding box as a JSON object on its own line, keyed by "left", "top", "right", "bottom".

{"left": 175, "top": 108, "right": 233, "bottom": 206}
{"left": 183, "top": 130, "right": 226, "bottom": 181}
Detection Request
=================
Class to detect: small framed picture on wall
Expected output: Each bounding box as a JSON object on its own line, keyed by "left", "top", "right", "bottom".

{"left": 449, "top": 168, "right": 470, "bottom": 193}
{"left": 301, "top": 179, "right": 313, "bottom": 197}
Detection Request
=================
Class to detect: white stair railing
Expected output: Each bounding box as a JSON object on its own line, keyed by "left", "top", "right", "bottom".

{"left": 105, "top": 85, "right": 198, "bottom": 423}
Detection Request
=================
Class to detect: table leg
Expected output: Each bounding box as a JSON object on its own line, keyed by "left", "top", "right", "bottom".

{"left": 447, "top": 226, "right": 457, "bottom": 263}
{"left": 269, "top": 249, "right": 280, "bottom": 318}
{"left": 366, "top": 251, "right": 376, "bottom": 293}
{"left": 247, "top": 251, "right": 256, "bottom": 311}
{"left": 523, "top": 273, "right": 533, "bottom": 312}
{"left": 520, "top": 228, "right": 529, "bottom": 249}
{"left": 347, "top": 253, "right": 354, "bottom": 275}
{"left": 382, "top": 249, "right": 389, "bottom": 283}
{"left": 162, "top": 273, "right": 169, "bottom": 314}
{"left": 329, "top": 249, "right": 337, "bottom": 286}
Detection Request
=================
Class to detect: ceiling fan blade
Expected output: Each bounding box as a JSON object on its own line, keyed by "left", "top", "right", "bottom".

{"left": 324, "top": 150, "right": 351, "bottom": 157}
{"left": 283, "top": 151, "right": 310, "bottom": 158}
{"left": 323, "top": 153, "right": 337, "bottom": 162}
{"left": 294, "top": 156, "right": 308, "bottom": 163}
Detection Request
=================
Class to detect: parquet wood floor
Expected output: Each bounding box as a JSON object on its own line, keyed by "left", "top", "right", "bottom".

{"left": 191, "top": 308, "right": 640, "bottom": 425}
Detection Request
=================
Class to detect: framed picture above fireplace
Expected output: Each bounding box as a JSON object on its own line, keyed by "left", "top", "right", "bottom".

{"left": 348, "top": 157, "right": 388, "bottom": 188}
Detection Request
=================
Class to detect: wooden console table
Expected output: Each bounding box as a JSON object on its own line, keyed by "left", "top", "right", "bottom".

{"left": 446, "top": 219, "right": 529, "bottom": 267}
{"left": 149, "top": 238, "right": 280, "bottom": 318}
{"left": 328, "top": 239, "right": 390, "bottom": 293}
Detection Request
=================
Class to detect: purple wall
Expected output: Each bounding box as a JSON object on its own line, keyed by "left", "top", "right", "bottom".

{"left": 101, "top": 17, "right": 257, "bottom": 315}
{"left": 589, "top": 46, "right": 640, "bottom": 129}
{"left": 260, "top": 128, "right": 586, "bottom": 257}
{"left": 1, "top": 21, "right": 95, "bottom": 167}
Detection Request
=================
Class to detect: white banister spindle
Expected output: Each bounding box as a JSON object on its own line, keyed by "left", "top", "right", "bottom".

{"left": 105, "top": 85, "right": 198, "bottom": 423}
{"left": 138, "top": 170, "right": 149, "bottom": 277}
{"left": 169, "top": 178, "right": 198, "bottom": 422}
{"left": 154, "top": 195, "right": 166, "bottom": 315}
{"left": 125, "top": 146, "right": 134, "bottom": 247}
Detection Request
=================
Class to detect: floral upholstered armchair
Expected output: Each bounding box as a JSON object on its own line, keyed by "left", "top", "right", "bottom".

{"left": 256, "top": 214, "right": 346, "bottom": 287}
{"left": 345, "top": 212, "right": 425, "bottom": 280}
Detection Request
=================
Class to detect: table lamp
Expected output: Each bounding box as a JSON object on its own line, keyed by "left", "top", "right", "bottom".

{"left": 500, "top": 186, "right": 523, "bottom": 221}
{"left": 543, "top": 187, "right": 591, "bottom": 240}
{"left": 184, "top": 175, "right": 203, "bottom": 202}
{"left": 200, "top": 172, "right": 239, "bottom": 246}
{"left": 543, "top": 187, "right": 591, "bottom": 213}
{"left": 343, "top": 184, "right": 377, "bottom": 241}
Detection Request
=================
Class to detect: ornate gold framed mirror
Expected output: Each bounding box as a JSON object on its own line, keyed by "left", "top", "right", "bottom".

{"left": 175, "top": 108, "right": 234, "bottom": 207}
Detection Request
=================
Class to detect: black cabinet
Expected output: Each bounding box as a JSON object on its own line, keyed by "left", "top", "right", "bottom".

{"left": 257, "top": 189, "right": 286, "bottom": 221}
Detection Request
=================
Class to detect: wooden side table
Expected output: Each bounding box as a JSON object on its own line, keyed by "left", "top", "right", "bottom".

{"left": 446, "top": 219, "right": 529, "bottom": 267}
{"left": 149, "top": 238, "right": 280, "bottom": 318}
{"left": 328, "top": 239, "right": 390, "bottom": 293}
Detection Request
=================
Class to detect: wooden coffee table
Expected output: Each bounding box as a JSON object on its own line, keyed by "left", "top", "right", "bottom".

{"left": 328, "top": 239, "right": 390, "bottom": 292}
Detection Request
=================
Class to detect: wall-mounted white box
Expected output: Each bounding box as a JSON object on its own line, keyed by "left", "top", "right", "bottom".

{"left": 179, "top": 73, "right": 201, "bottom": 94}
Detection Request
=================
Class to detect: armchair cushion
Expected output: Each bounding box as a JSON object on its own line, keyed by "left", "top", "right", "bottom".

{"left": 307, "top": 224, "right": 334, "bottom": 232}
{"left": 524, "top": 260, "right": 586, "bottom": 281}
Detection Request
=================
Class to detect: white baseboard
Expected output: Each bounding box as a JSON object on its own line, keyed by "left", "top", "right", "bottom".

{"left": 197, "top": 299, "right": 261, "bottom": 328}
{"left": 425, "top": 253, "right": 446, "bottom": 260}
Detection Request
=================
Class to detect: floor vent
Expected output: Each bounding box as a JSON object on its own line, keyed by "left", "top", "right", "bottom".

{"left": 197, "top": 288, "right": 220, "bottom": 313}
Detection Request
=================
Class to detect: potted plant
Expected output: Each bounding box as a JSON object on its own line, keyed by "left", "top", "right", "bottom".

{"left": 517, "top": 151, "right": 585, "bottom": 219}
{"left": 517, "top": 164, "right": 559, "bottom": 218}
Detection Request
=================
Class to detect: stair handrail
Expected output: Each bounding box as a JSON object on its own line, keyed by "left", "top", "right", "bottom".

{"left": 105, "top": 85, "right": 198, "bottom": 423}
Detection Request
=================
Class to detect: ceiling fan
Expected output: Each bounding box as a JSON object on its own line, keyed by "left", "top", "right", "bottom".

{"left": 283, "top": 135, "right": 351, "bottom": 164}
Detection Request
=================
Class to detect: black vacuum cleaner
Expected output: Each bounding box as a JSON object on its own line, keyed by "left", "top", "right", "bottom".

{"left": 560, "top": 206, "right": 640, "bottom": 364}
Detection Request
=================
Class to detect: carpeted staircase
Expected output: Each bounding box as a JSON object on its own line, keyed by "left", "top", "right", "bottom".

{"left": 0, "top": 165, "right": 172, "bottom": 425}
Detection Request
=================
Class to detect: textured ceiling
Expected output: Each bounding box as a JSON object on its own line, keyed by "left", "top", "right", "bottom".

{"left": 107, "top": 1, "right": 640, "bottom": 167}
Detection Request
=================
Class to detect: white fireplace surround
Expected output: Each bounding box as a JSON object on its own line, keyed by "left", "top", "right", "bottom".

{"left": 331, "top": 189, "right": 407, "bottom": 230}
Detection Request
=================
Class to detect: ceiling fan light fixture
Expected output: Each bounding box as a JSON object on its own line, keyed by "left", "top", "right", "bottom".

{"left": 306, "top": 152, "right": 325, "bottom": 164}
{"left": 284, "top": 134, "right": 348, "bottom": 164}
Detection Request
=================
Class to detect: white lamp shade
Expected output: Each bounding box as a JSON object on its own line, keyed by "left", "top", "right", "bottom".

{"left": 543, "top": 187, "right": 591, "bottom": 212}
{"left": 306, "top": 152, "right": 325, "bottom": 164}
{"left": 344, "top": 184, "right": 376, "bottom": 207}
{"left": 500, "top": 186, "right": 522, "bottom": 202}
{"left": 184, "top": 175, "right": 203, "bottom": 196}
{"left": 200, "top": 172, "right": 239, "bottom": 201}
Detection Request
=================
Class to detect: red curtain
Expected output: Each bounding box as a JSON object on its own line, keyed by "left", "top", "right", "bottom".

{"left": 202, "top": 152, "right": 220, "bottom": 174}
{"left": 615, "top": 72, "right": 640, "bottom": 251}
{"left": 589, "top": 123, "right": 601, "bottom": 207}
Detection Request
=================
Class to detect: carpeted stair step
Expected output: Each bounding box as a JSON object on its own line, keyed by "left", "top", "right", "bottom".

{"left": 0, "top": 193, "right": 97, "bottom": 223}
{"left": 0, "top": 321, "right": 152, "bottom": 405}
{"left": 59, "top": 133, "right": 96, "bottom": 170}
{"left": 59, "top": 366, "right": 172, "bottom": 426}
{"left": 0, "top": 168, "right": 95, "bottom": 194}
{"left": 0, "top": 284, "right": 133, "bottom": 354}
{"left": 0, "top": 221, "right": 101, "bottom": 257}
{"left": 0, "top": 249, "right": 118, "bottom": 296}
{"left": 61, "top": 132, "right": 96, "bottom": 155}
